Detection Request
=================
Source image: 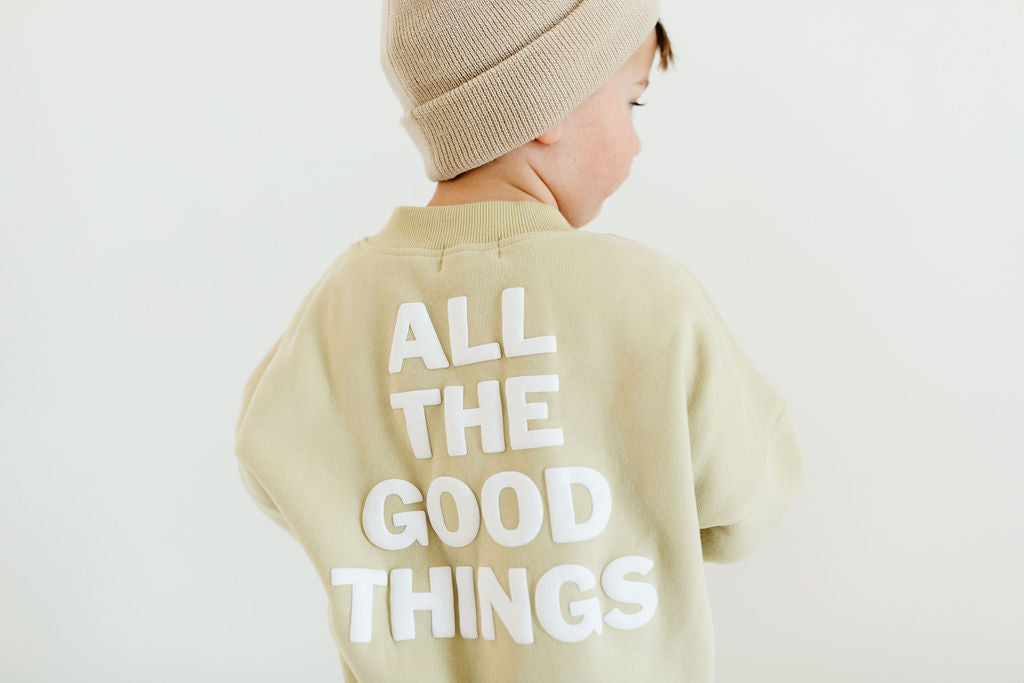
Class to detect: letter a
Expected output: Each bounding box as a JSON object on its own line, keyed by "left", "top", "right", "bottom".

{"left": 389, "top": 301, "right": 450, "bottom": 374}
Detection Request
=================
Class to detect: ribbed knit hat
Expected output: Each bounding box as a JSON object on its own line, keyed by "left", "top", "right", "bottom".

{"left": 379, "top": 0, "right": 661, "bottom": 182}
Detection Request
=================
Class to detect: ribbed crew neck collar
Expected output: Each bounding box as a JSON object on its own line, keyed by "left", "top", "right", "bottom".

{"left": 367, "top": 200, "right": 575, "bottom": 249}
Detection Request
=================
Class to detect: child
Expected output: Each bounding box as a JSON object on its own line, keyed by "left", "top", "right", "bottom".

{"left": 234, "top": 1, "right": 805, "bottom": 680}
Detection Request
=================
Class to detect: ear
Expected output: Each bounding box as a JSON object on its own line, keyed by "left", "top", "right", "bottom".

{"left": 535, "top": 124, "right": 561, "bottom": 145}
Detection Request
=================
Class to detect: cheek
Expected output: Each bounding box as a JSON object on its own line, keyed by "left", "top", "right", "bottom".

{"left": 562, "top": 102, "right": 636, "bottom": 194}
{"left": 584, "top": 117, "right": 636, "bottom": 184}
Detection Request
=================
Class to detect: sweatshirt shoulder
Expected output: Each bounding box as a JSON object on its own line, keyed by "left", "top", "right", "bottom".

{"left": 235, "top": 243, "right": 360, "bottom": 421}
{"left": 577, "top": 230, "right": 687, "bottom": 272}
{"left": 575, "top": 231, "right": 711, "bottom": 310}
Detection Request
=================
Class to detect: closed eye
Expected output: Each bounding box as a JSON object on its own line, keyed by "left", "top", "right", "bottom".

{"left": 630, "top": 100, "right": 647, "bottom": 108}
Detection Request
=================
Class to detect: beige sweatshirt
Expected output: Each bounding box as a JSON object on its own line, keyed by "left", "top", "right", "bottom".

{"left": 234, "top": 199, "right": 805, "bottom": 682}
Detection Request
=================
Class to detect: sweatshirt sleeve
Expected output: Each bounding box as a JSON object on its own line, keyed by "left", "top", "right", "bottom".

{"left": 233, "top": 336, "right": 298, "bottom": 539}
{"left": 679, "top": 266, "right": 805, "bottom": 564}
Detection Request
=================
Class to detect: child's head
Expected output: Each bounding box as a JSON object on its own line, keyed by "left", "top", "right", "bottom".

{"left": 381, "top": 1, "right": 675, "bottom": 227}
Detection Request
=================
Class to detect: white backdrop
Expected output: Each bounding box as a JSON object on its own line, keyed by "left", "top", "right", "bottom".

{"left": 2, "top": 0, "right": 1021, "bottom": 681}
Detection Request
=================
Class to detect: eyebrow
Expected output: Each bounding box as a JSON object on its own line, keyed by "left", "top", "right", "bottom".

{"left": 636, "top": 78, "right": 649, "bottom": 87}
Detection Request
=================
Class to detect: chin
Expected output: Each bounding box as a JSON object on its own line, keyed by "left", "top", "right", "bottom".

{"left": 567, "top": 202, "right": 601, "bottom": 229}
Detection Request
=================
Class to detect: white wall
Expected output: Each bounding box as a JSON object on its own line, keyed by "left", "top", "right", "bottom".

{"left": 1, "top": 0, "right": 1020, "bottom": 680}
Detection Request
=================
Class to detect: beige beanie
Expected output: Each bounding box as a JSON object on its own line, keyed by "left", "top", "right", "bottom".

{"left": 379, "top": 0, "right": 661, "bottom": 182}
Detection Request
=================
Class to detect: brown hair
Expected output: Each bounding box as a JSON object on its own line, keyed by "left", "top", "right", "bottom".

{"left": 654, "top": 20, "right": 676, "bottom": 72}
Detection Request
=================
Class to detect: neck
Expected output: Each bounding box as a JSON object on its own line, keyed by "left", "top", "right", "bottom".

{"left": 426, "top": 156, "right": 559, "bottom": 211}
